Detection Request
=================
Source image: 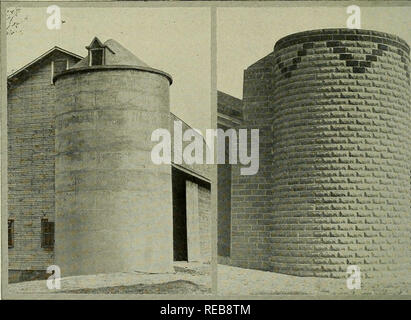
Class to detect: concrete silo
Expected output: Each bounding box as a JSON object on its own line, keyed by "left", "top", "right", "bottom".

{"left": 231, "top": 29, "right": 410, "bottom": 283}
{"left": 53, "top": 37, "right": 174, "bottom": 276}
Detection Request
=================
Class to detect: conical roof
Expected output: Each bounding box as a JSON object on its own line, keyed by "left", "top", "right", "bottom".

{"left": 71, "top": 37, "right": 150, "bottom": 69}
{"left": 54, "top": 37, "right": 172, "bottom": 85}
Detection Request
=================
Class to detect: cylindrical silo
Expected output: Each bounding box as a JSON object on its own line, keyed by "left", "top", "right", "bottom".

{"left": 53, "top": 39, "right": 174, "bottom": 276}
{"left": 231, "top": 29, "right": 410, "bottom": 289}
{"left": 271, "top": 29, "right": 410, "bottom": 281}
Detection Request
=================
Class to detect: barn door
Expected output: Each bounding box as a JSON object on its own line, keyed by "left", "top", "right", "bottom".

{"left": 185, "top": 180, "right": 201, "bottom": 262}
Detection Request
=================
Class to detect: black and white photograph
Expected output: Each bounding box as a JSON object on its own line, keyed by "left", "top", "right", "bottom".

{"left": 217, "top": 5, "right": 411, "bottom": 296}
{"left": 0, "top": 0, "right": 411, "bottom": 312}
{"left": 4, "top": 4, "right": 212, "bottom": 296}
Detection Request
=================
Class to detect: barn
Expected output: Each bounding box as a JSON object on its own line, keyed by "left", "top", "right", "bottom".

{"left": 7, "top": 37, "right": 211, "bottom": 282}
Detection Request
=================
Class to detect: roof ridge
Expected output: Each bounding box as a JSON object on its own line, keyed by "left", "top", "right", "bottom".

{"left": 71, "top": 37, "right": 150, "bottom": 69}
{"left": 8, "top": 46, "right": 83, "bottom": 79}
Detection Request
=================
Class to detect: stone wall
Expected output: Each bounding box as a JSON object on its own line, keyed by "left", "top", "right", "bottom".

{"left": 230, "top": 53, "right": 276, "bottom": 271}
{"left": 231, "top": 29, "right": 411, "bottom": 282}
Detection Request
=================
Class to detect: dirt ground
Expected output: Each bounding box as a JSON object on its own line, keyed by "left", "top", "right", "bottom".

{"left": 7, "top": 262, "right": 211, "bottom": 295}
{"left": 217, "top": 264, "right": 411, "bottom": 296}
{"left": 7, "top": 262, "right": 410, "bottom": 296}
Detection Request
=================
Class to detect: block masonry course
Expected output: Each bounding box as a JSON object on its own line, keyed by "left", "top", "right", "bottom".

{"left": 219, "top": 28, "right": 411, "bottom": 284}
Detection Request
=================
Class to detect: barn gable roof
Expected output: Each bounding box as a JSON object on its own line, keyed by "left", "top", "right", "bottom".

{"left": 7, "top": 46, "right": 83, "bottom": 81}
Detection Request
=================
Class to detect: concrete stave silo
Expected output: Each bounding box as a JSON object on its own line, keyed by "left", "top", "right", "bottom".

{"left": 54, "top": 38, "right": 174, "bottom": 276}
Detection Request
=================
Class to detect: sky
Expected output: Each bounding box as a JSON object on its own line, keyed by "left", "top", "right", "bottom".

{"left": 217, "top": 5, "right": 411, "bottom": 99}
{"left": 7, "top": 7, "right": 211, "bottom": 133}
{"left": 7, "top": 5, "right": 410, "bottom": 127}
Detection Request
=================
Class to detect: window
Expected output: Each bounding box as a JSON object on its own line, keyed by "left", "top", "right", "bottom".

{"left": 90, "top": 49, "right": 104, "bottom": 66}
{"left": 41, "top": 219, "right": 54, "bottom": 249}
{"left": 8, "top": 220, "right": 14, "bottom": 248}
{"left": 86, "top": 37, "right": 107, "bottom": 66}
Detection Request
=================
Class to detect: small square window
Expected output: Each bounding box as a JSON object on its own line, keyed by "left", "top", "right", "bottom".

{"left": 90, "top": 49, "right": 104, "bottom": 66}
{"left": 41, "top": 219, "right": 54, "bottom": 249}
{"left": 8, "top": 220, "right": 14, "bottom": 248}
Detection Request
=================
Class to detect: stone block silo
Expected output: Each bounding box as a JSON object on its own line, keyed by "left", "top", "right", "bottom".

{"left": 53, "top": 38, "right": 174, "bottom": 276}
{"left": 232, "top": 29, "right": 411, "bottom": 284}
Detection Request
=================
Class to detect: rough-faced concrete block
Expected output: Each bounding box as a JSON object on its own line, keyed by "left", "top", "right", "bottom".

{"left": 230, "top": 29, "right": 411, "bottom": 282}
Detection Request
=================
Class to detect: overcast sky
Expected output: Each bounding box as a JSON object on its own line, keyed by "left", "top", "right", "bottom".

{"left": 7, "top": 7, "right": 211, "bottom": 133}
{"left": 6, "top": 5, "right": 411, "bottom": 126}
{"left": 218, "top": 5, "right": 411, "bottom": 99}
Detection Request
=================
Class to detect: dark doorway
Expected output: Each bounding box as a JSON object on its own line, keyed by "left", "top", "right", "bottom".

{"left": 217, "top": 162, "right": 231, "bottom": 257}
{"left": 172, "top": 168, "right": 188, "bottom": 261}
{"left": 217, "top": 124, "right": 232, "bottom": 257}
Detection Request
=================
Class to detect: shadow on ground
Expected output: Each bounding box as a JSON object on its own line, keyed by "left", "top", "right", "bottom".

{"left": 218, "top": 264, "right": 411, "bottom": 296}
{"left": 7, "top": 262, "right": 211, "bottom": 295}
{"left": 62, "top": 279, "right": 210, "bottom": 294}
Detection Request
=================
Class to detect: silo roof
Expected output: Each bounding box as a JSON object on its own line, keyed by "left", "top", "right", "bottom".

{"left": 54, "top": 37, "right": 172, "bottom": 84}
{"left": 71, "top": 38, "right": 151, "bottom": 69}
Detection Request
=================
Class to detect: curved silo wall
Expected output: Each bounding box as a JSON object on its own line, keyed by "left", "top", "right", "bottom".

{"left": 232, "top": 29, "right": 411, "bottom": 283}
{"left": 54, "top": 68, "right": 173, "bottom": 276}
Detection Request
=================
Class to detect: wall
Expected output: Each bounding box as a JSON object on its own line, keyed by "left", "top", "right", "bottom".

{"left": 271, "top": 29, "right": 410, "bottom": 280}
{"left": 217, "top": 91, "right": 243, "bottom": 258}
{"left": 231, "top": 29, "right": 411, "bottom": 283}
{"left": 217, "top": 131, "right": 232, "bottom": 258}
{"left": 230, "top": 53, "right": 275, "bottom": 271}
{"left": 54, "top": 68, "right": 174, "bottom": 276}
{"left": 172, "top": 167, "right": 211, "bottom": 263}
{"left": 169, "top": 112, "right": 212, "bottom": 180}
{"left": 7, "top": 52, "right": 80, "bottom": 277}
{"left": 198, "top": 184, "right": 211, "bottom": 262}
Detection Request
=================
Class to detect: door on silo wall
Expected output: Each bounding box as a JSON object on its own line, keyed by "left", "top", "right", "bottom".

{"left": 186, "top": 180, "right": 201, "bottom": 262}
{"left": 172, "top": 168, "right": 188, "bottom": 261}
